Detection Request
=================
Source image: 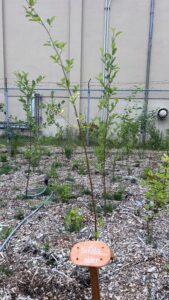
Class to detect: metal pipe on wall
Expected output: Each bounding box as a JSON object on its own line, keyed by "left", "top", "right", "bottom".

{"left": 102, "top": 0, "right": 112, "bottom": 120}
{"left": 1, "top": 0, "right": 8, "bottom": 125}
{"left": 86, "top": 78, "right": 91, "bottom": 145}
{"left": 142, "top": 0, "right": 155, "bottom": 143}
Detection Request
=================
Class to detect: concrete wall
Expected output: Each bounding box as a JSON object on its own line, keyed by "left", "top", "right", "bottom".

{"left": 0, "top": 0, "right": 169, "bottom": 135}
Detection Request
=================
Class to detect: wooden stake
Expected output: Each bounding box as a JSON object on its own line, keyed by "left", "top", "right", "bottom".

{"left": 89, "top": 267, "right": 100, "bottom": 300}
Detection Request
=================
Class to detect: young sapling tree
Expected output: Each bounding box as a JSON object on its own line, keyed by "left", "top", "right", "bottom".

{"left": 143, "top": 154, "right": 169, "bottom": 244}
{"left": 117, "top": 88, "right": 141, "bottom": 175}
{"left": 95, "top": 30, "right": 120, "bottom": 211}
{"left": 24, "top": 0, "right": 98, "bottom": 237}
{"left": 15, "top": 71, "right": 44, "bottom": 196}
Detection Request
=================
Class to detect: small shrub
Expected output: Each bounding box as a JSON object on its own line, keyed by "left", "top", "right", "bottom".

{"left": 111, "top": 176, "right": 121, "bottom": 182}
{"left": 72, "top": 160, "right": 79, "bottom": 171}
{"left": 54, "top": 183, "right": 72, "bottom": 202}
{"left": 14, "top": 208, "right": 24, "bottom": 220}
{"left": 103, "top": 203, "right": 116, "bottom": 214}
{"left": 82, "top": 188, "right": 92, "bottom": 196}
{"left": 104, "top": 191, "right": 114, "bottom": 200}
{"left": 53, "top": 160, "right": 63, "bottom": 168}
{"left": 130, "top": 177, "right": 137, "bottom": 184}
{"left": 65, "top": 172, "right": 75, "bottom": 182}
{"left": 41, "top": 147, "right": 51, "bottom": 157}
{"left": 113, "top": 187, "right": 124, "bottom": 201}
{"left": 43, "top": 240, "right": 50, "bottom": 252}
{"left": 165, "top": 264, "right": 169, "bottom": 273}
{"left": 0, "top": 226, "right": 13, "bottom": 240}
{"left": 0, "top": 154, "right": 7, "bottom": 162}
{"left": 78, "top": 160, "right": 86, "bottom": 175}
{"left": 0, "top": 265, "right": 13, "bottom": 276}
{"left": 23, "top": 148, "right": 31, "bottom": 159}
{"left": 0, "top": 164, "right": 13, "bottom": 175}
{"left": 72, "top": 159, "right": 86, "bottom": 174}
{"left": 64, "top": 146, "right": 73, "bottom": 159}
{"left": 143, "top": 154, "right": 169, "bottom": 244}
{"left": 47, "top": 163, "right": 58, "bottom": 178}
{"left": 64, "top": 208, "right": 84, "bottom": 232}
{"left": 141, "top": 166, "right": 152, "bottom": 180}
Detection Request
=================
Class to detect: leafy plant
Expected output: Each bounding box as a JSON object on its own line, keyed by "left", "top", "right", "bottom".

{"left": 15, "top": 71, "right": 44, "bottom": 196}
{"left": 78, "top": 159, "right": 87, "bottom": 175}
{"left": 141, "top": 166, "right": 153, "bottom": 180}
{"left": 164, "top": 264, "right": 169, "bottom": 273}
{"left": 44, "top": 90, "right": 65, "bottom": 130}
{"left": 143, "top": 154, "right": 169, "bottom": 243}
{"left": 47, "top": 162, "right": 58, "bottom": 178}
{"left": 0, "top": 226, "right": 13, "bottom": 240}
{"left": 113, "top": 187, "right": 124, "bottom": 201}
{"left": 54, "top": 183, "right": 72, "bottom": 202}
{"left": 117, "top": 88, "right": 141, "bottom": 173}
{"left": 43, "top": 240, "right": 50, "bottom": 252}
{"left": 111, "top": 175, "right": 121, "bottom": 182}
{"left": 0, "top": 164, "right": 13, "bottom": 175}
{"left": 72, "top": 160, "right": 79, "bottom": 171}
{"left": 0, "top": 154, "right": 7, "bottom": 162}
{"left": 14, "top": 208, "right": 24, "bottom": 220}
{"left": 0, "top": 265, "right": 13, "bottom": 276}
{"left": 139, "top": 110, "right": 163, "bottom": 149}
{"left": 23, "top": 1, "right": 128, "bottom": 237}
{"left": 103, "top": 191, "right": 114, "bottom": 200}
{"left": 64, "top": 146, "right": 73, "bottom": 160}
{"left": 95, "top": 30, "right": 120, "bottom": 211}
{"left": 65, "top": 172, "right": 75, "bottom": 182}
{"left": 64, "top": 208, "right": 84, "bottom": 232}
{"left": 82, "top": 188, "right": 92, "bottom": 196}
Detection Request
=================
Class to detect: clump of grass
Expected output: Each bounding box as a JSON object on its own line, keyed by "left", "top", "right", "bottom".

{"left": 141, "top": 166, "right": 152, "bottom": 180}
{"left": 82, "top": 188, "right": 92, "bottom": 196}
{"left": 103, "top": 203, "right": 116, "bottom": 213}
{"left": 0, "top": 154, "right": 7, "bottom": 162}
{"left": 53, "top": 183, "right": 72, "bottom": 202}
{"left": 14, "top": 208, "right": 24, "bottom": 220}
{"left": 104, "top": 191, "right": 114, "bottom": 200}
{"left": 0, "top": 265, "right": 13, "bottom": 276}
{"left": 64, "top": 146, "right": 73, "bottom": 159}
{"left": 64, "top": 208, "right": 84, "bottom": 232}
{"left": 72, "top": 159, "right": 86, "bottom": 175}
{"left": 0, "top": 164, "right": 13, "bottom": 175}
{"left": 165, "top": 264, "right": 169, "bottom": 273}
{"left": 113, "top": 188, "right": 124, "bottom": 201}
{"left": 104, "top": 187, "right": 125, "bottom": 201}
{"left": 111, "top": 176, "right": 121, "bottom": 182}
{"left": 65, "top": 173, "right": 75, "bottom": 182}
{"left": 0, "top": 226, "right": 13, "bottom": 240}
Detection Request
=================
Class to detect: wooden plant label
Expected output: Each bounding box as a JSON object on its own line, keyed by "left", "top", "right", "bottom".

{"left": 70, "top": 240, "right": 112, "bottom": 268}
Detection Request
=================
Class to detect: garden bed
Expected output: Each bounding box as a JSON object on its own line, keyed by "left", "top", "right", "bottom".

{"left": 0, "top": 147, "right": 169, "bottom": 300}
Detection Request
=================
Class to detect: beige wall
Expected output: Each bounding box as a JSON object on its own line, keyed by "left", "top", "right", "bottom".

{"left": 0, "top": 0, "right": 169, "bottom": 135}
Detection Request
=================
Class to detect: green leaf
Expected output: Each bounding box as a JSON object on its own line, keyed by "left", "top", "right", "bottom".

{"left": 50, "top": 54, "right": 59, "bottom": 63}
{"left": 28, "top": 0, "right": 37, "bottom": 6}
{"left": 47, "top": 16, "right": 56, "bottom": 27}
{"left": 44, "top": 41, "right": 51, "bottom": 47}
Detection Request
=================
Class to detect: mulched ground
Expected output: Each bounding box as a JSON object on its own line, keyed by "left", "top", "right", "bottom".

{"left": 0, "top": 147, "right": 169, "bottom": 300}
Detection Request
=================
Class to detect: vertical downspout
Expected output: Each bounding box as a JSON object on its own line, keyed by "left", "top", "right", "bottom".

{"left": 79, "top": 0, "right": 83, "bottom": 115}
{"left": 86, "top": 78, "right": 91, "bottom": 145}
{"left": 105, "top": 0, "right": 112, "bottom": 55}
{"left": 102, "top": 0, "right": 108, "bottom": 85}
{"left": 143, "top": 0, "right": 155, "bottom": 143}
{"left": 2, "top": 0, "right": 8, "bottom": 125}
{"left": 102, "top": 0, "right": 112, "bottom": 120}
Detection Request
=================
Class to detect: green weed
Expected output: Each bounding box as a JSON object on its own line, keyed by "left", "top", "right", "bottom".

{"left": 64, "top": 208, "right": 84, "bottom": 232}
{"left": 0, "top": 164, "right": 13, "bottom": 175}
